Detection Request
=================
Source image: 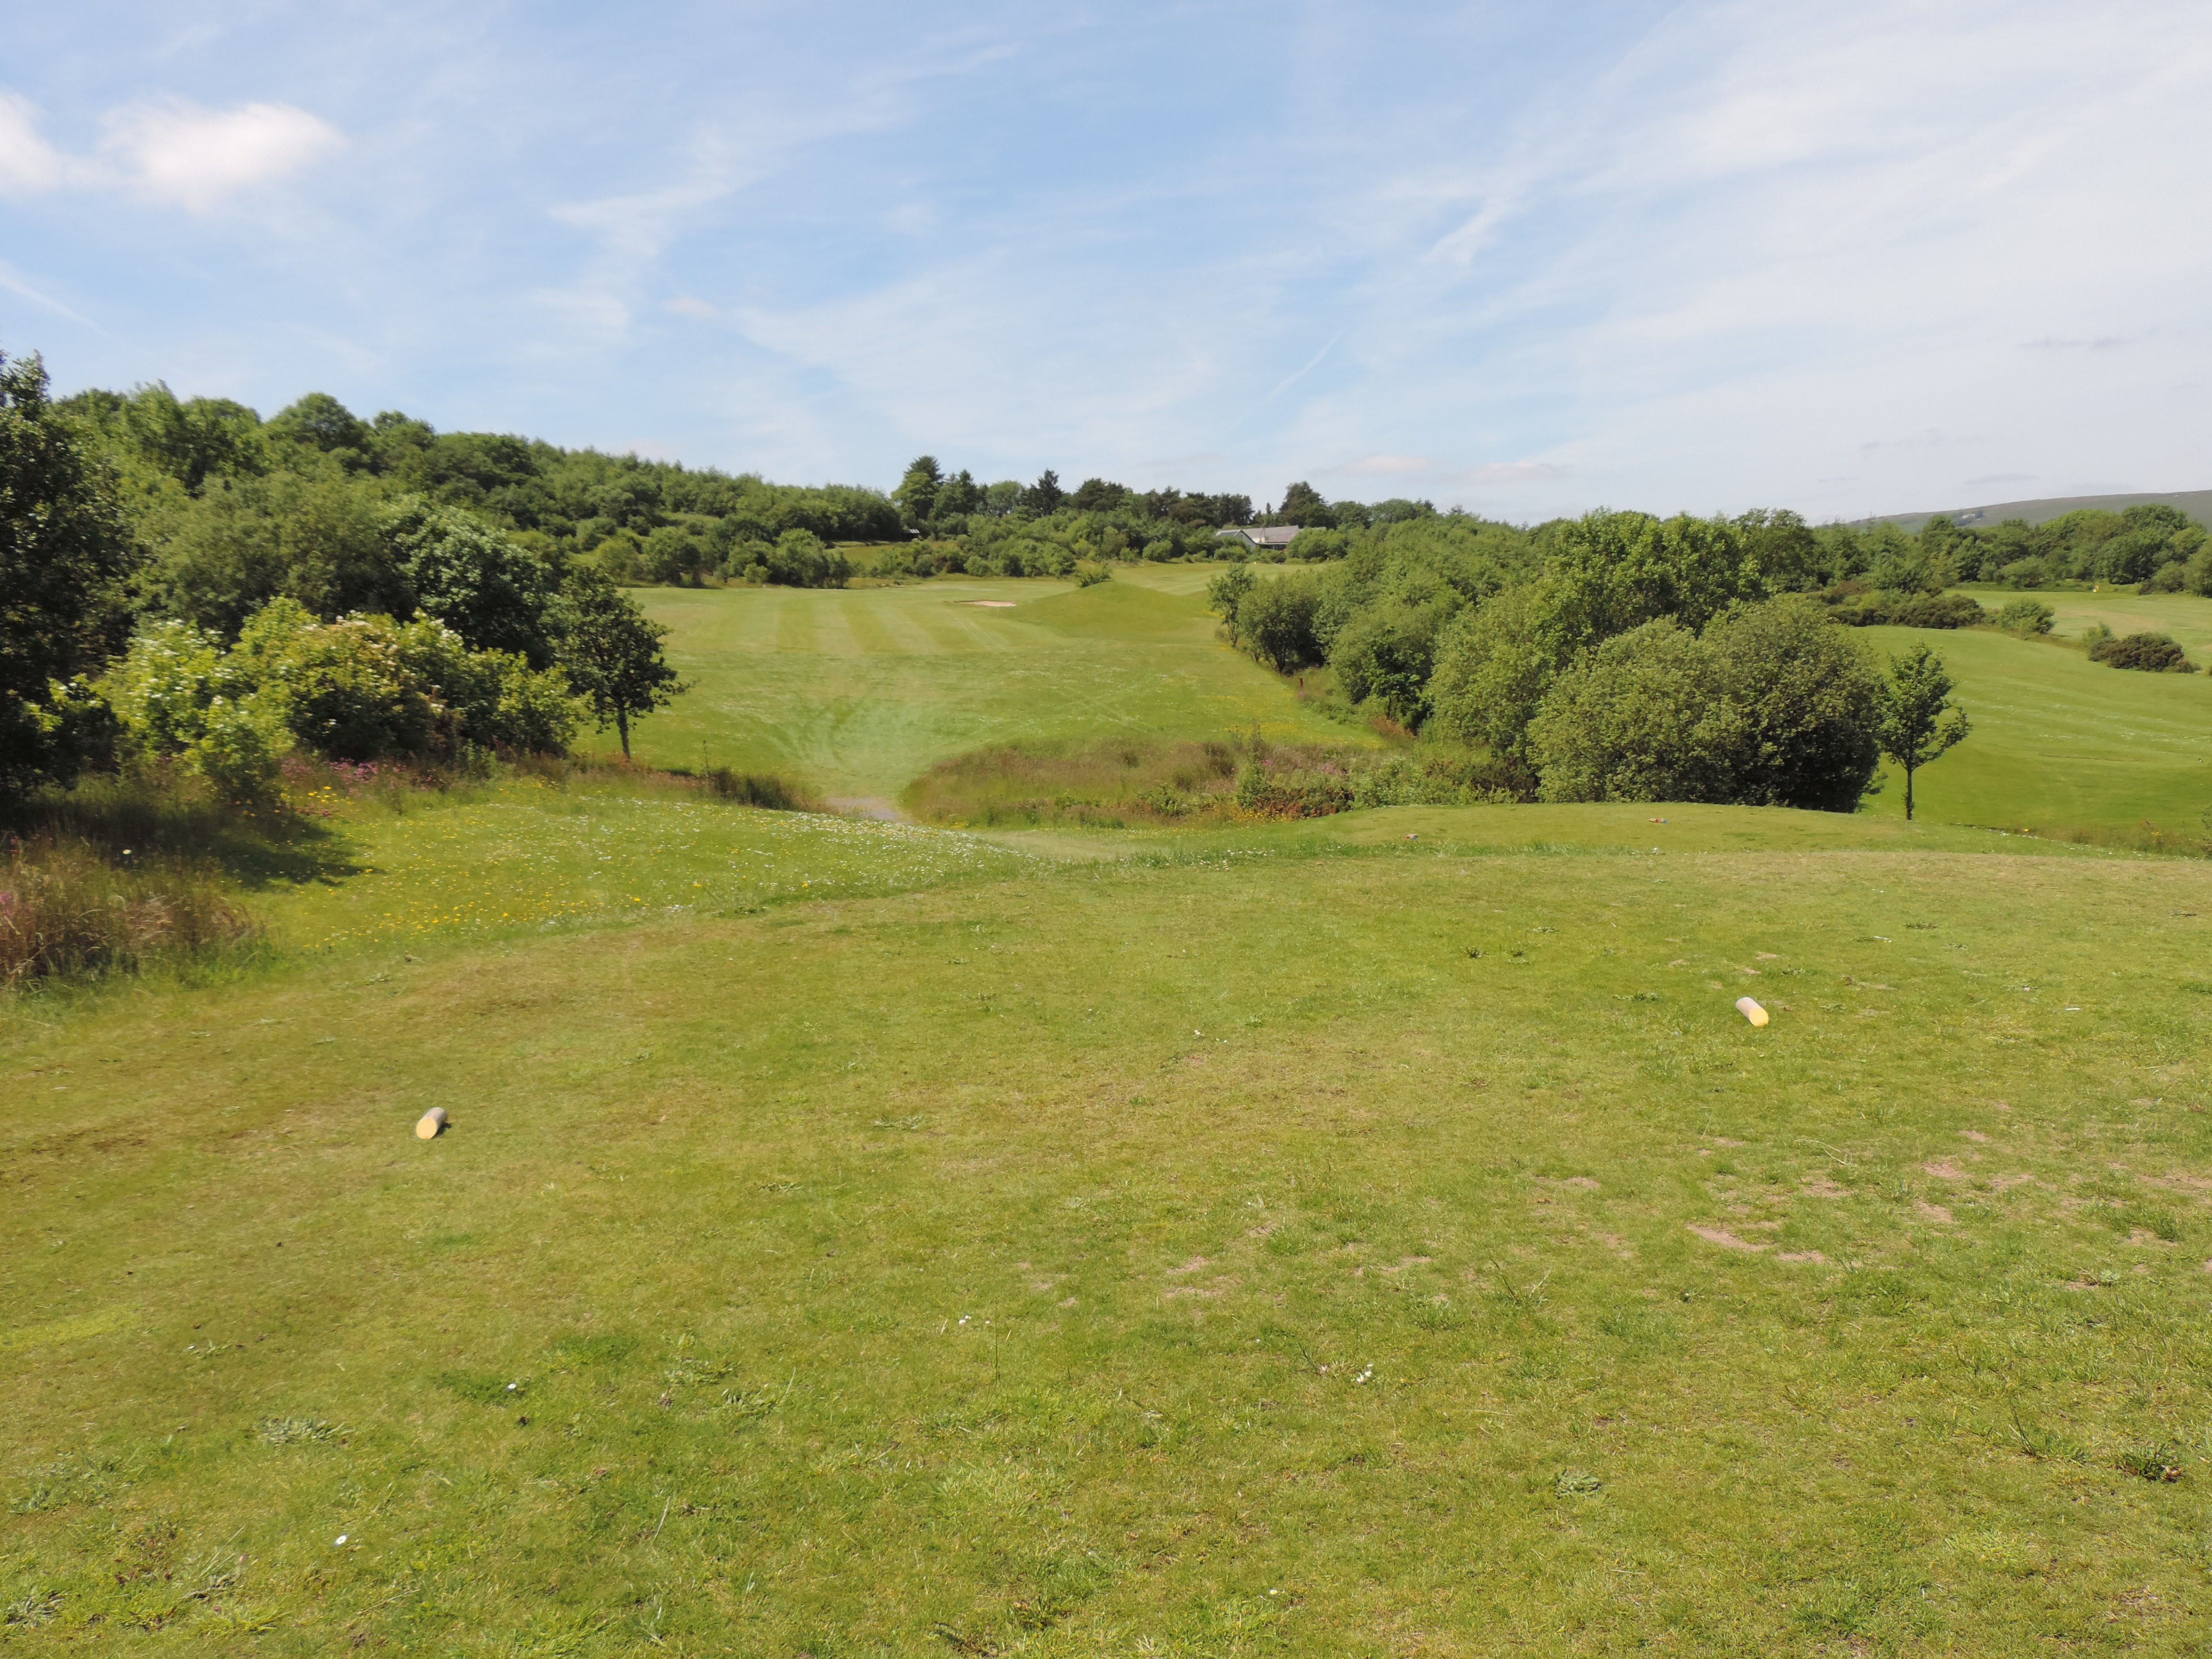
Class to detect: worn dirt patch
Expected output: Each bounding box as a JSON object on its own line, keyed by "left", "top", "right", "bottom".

{"left": 1924, "top": 1160, "right": 1967, "bottom": 1180}
{"left": 827, "top": 795, "right": 905, "bottom": 821}
{"left": 1688, "top": 1224, "right": 1768, "bottom": 1252}
{"left": 1802, "top": 1177, "right": 1852, "bottom": 1199}
{"left": 1916, "top": 1199, "right": 1955, "bottom": 1224}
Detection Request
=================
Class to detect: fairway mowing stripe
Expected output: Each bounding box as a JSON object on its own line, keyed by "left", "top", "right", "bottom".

{"left": 772, "top": 592, "right": 821, "bottom": 656}
{"left": 868, "top": 598, "right": 951, "bottom": 656}
{"left": 710, "top": 588, "right": 791, "bottom": 657}
{"left": 842, "top": 598, "right": 905, "bottom": 657}
{"left": 809, "top": 594, "right": 868, "bottom": 659}
{"left": 910, "top": 605, "right": 1011, "bottom": 655}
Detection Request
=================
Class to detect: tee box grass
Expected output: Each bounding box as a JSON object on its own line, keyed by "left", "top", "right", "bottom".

{"left": 7, "top": 793, "right": 2212, "bottom": 1653}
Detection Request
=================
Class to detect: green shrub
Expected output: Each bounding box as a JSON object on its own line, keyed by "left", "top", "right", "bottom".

{"left": 2090, "top": 631, "right": 2194, "bottom": 672}
{"left": 1233, "top": 758, "right": 1353, "bottom": 817}
{"left": 1345, "top": 750, "right": 1506, "bottom": 807}
{"left": 1234, "top": 577, "right": 1324, "bottom": 671}
{"left": 389, "top": 620, "right": 580, "bottom": 753}
{"left": 101, "top": 619, "right": 290, "bottom": 799}
{"left": 1530, "top": 619, "right": 1741, "bottom": 804}
{"left": 1824, "top": 589, "right": 1986, "bottom": 628}
{"left": 1889, "top": 591, "right": 1988, "bottom": 629}
{"left": 106, "top": 601, "right": 580, "bottom": 777}
{"left": 757, "top": 529, "right": 851, "bottom": 588}
{"left": 236, "top": 601, "right": 437, "bottom": 761}
{"left": 1995, "top": 598, "right": 2054, "bottom": 635}
{"left": 1530, "top": 597, "right": 1881, "bottom": 810}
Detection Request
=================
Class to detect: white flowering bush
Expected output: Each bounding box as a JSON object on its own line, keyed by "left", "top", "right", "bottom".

{"left": 101, "top": 618, "right": 289, "bottom": 798}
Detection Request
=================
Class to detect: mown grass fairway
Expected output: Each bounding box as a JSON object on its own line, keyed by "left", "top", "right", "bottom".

{"left": 616, "top": 569, "right": 1355, "bottom": 806}
{"left": 1858, "top": 624, "right": 2212, "bottom": 838}
{"left": 8, "top": 792, "right": 2212, "bottom": 1654}
{"left": 2019, "top": 590, "right": 2212, "bottom": 659}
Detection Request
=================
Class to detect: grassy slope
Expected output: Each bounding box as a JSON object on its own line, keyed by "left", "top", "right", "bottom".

{"left": 11, "top": 570, "right": 2212, "bottom": 1652}
{"left": 1857, "top": 624, "right": 2212, "bottom": 835}
{"left": 6, "top": 795, "right": 2212, "bottom": 1653}
{"left": 2021, "top": 590, "right": 2212, "bottom": 658}
{"left": 614, "top": 570, "right": 1354, "bottom": 803}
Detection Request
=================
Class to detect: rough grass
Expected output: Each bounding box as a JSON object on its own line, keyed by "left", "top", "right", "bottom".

{"left": 906, "top": 737, "right": 1509, "bottom": 829}
{"left": 906, "top": 735, "right": 1251, "bottom": 826}
{"left": 5, "top": 793, "right": 2212, "bottom": 1652}
{"left": 0, "top": 837, "right": 259, "bottom": 985}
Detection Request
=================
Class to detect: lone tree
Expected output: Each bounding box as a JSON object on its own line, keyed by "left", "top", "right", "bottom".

{"left": 553, "top": 567, "right": 688, "bottom": 760}
{"left": 1875, "top": 642, "right": 1969, "bottom": 820}
{"left": 1, "top": 350, "right": 138, "bottom": 791}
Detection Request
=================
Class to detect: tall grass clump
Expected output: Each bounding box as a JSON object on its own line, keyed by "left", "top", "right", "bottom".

{"left": 905, "top": 735, "right": 1505, "bottom": 827}
{"left": 0, "top": 836, "right": 257, "bottom": 985}
{"left": 506, "top": 750, "right": 820, "bottom": 810}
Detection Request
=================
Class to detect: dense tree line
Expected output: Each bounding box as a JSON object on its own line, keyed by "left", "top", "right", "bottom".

{"left": 1209, "top": 507, "right": 1992, "bottom": 810}
{"left": 2, "top": 353, "right": 684, "bottom": 795}
{"left": 1922, "top": 505, "right": 2208, "bottom": 591}
{"left": 58, "top": 380, "right": 902, "bottom": 602}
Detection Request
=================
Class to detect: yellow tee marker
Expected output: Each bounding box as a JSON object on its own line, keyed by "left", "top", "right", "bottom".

{"left": 415, "top": 1106, "right": 448, "bottom": 1139}
{"left": 1735, "top": 997, "right": 1769, "bottom": 1027}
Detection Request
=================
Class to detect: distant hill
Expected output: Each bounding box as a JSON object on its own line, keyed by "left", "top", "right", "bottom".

{"left": 1868, "top": 489, "right": 2212, "bottom": 534}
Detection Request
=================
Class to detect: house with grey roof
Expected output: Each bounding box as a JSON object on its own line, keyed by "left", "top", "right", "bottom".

{"left": 1215, "top": 525, "right": 1302, "bottom": 551}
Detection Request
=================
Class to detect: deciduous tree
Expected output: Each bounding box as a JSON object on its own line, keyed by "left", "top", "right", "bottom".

{"left": 0, "top": 351, "right": 138, "bottom": 789}
{"left": 1874, "top": 642, "right": 1969, "bottom": 820}
{"left": 551, "top": 567, "right": 688, "bottom": 759}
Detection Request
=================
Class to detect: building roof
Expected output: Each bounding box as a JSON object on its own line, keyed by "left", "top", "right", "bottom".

{"left": 1216, "top": 524, "right": 1302, "bottom": 546}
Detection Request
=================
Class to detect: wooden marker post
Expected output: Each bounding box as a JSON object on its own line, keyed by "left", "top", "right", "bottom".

{"left": 415, "top": 1107, "right": 448, "bottom": 1140}
{"left": 1735, "top": 997, "right": 1769, "bottom": 1028}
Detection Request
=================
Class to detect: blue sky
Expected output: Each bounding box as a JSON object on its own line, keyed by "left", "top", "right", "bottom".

{"left": 4, "top": 0, "right": 2208, "bottom": 520}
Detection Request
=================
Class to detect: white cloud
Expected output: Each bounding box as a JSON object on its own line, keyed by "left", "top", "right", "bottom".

{"left": 100, "top": 98, "right": 345, "bottom": 210}
{"left": 0, "top": 93, "right": 68, "bottom": 193}
{"left": 663, "top": 295, "right": 718, "bottom": 320}
{"left": 0, "top": 89, "right": 342, "bottom": 210}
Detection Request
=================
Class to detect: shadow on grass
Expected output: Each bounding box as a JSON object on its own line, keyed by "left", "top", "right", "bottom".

{"left": 5, "top": 770, "right": 364, "bottom": 891}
